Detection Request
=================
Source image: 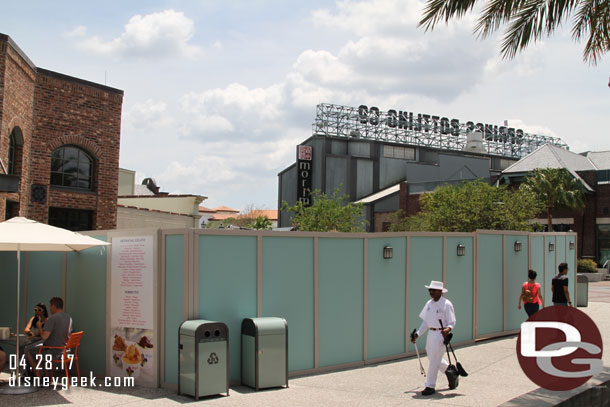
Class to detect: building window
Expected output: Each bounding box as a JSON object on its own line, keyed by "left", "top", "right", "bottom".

{"left": 383, "top": 145, "right": 415, "bottom": 160}
{"left": 597, "top": 170, "right": 610, "bottom": 184}
{"left": 8, "top": 132, "right": 16, "bottom": 174}
{"left": 50, "top": 146, "right": 93, "bottom": 190}
{"left": 48, "top": 207, "right": 93, "bottom": 231}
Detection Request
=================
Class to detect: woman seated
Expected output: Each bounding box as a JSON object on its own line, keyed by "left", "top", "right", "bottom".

{"left": 24, "top": 303, "right": 48, "bottom": 336}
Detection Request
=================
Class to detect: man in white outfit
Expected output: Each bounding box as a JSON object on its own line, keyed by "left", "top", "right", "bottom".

{"left": 411, "top": 280, "right": 457, "bottom": 396}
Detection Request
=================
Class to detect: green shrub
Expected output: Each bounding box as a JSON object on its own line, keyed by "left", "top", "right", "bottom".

{"left": 577, "top": 258, "right": 598, "bottom": 273}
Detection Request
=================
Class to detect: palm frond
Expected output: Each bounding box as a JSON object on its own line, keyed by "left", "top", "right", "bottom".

{"left": 572, "top": 0, "right": 610, "bottom": 64}
{"left": 419, "top": 0, "right": 479, "bottom": 30}
{"left": 475, "top": 0, "right": 528, "bottom": 38}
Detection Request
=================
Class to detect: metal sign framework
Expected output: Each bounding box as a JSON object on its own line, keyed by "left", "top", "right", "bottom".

{"left": 312, "top": 103, "right": 568, "bottom": 159}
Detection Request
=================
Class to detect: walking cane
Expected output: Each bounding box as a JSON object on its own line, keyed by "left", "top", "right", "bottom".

{"left": 410, "top": 329, "right": 426, "bottom": 377}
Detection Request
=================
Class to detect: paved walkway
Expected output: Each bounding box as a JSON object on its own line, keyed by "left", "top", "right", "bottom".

{"left": 1, "top": 282, "right": 609, "bottom": 406}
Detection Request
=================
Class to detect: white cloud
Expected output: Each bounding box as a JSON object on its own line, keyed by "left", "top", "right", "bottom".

{"left": 76, "top": 10, "right": 202, "bottom": 59}
{"left": 124, "top": 99, "right": 174, "bottom": 131}
{"left": 64, "top": 25, "right": 87, "bottom": 38}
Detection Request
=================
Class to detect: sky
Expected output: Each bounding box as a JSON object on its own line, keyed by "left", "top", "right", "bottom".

{"left": 2, "top": 0, "right": 609, "bottom": 211}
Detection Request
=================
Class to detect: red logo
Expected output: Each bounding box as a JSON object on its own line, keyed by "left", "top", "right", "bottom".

{"left": 516, "top": 306, "right": 603, "bottom": 391}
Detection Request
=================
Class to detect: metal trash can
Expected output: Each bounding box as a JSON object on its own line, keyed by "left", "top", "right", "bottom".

{"left": 241, "top": 317, "right": 288, "bottom": 390}
{"left": 179, "top": 320, "right": 229, "bottom": 399}
{"left": 577, "top": 274, "right": 589, "bottom": 307}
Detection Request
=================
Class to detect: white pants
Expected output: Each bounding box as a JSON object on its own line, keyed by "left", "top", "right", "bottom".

{"left": 425, "top": 331, "right": 449, "bottom": 388}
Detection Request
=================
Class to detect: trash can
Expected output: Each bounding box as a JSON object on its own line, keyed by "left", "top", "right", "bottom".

{"left": 577, "top": 274, "right": 588, "bottom": 307}
{"left": 241, "top": 317, "right": 288, "bottom": 390}
{"left": 179, "top": 320, "right": 229, "bottom": 399}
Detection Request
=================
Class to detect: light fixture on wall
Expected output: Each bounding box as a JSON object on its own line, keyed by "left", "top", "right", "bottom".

{"left": 569, "top": 241, "right": 575, "bottom": 250}
{"left": 514, "top": 241, "right": 522, "bottom": 252}
{"left": 457, "top": 244, "right": 465, "bottom": 256}
{"left": 549, "top": 242, "right": 555, "bottom": 252}
{"left": 383, "top": 246, "right": 393, "bottom": 259}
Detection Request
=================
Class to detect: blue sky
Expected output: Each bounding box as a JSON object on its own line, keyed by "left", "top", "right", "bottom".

{"left": 2, "top": 0, "right": 609, "bottom": 211}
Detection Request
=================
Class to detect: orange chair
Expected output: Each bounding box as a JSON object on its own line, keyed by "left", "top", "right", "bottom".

{"left": 37, "top": 331, "right": 83, "bottom": 383}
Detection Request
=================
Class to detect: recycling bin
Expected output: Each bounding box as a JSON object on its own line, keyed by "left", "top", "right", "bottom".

{"left": 577, "top": 274, "right": 588, "bottom": 307}
{"left": 179, "top": 320, "right": 229, "bottom": 399}
{"left": 241, "top": 317, "right": 288, "bottom": 390}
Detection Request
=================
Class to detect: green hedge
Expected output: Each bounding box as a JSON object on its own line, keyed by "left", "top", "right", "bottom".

{"left": 577, "top": 258, "right": 598, "bottom": 273}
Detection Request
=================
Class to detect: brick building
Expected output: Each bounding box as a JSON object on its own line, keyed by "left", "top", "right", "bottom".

{"left": 0, "top": 33, "right": 123, "bottom": 230}
{"left": 498, "top": 144, "right": 610, "bottom": 264}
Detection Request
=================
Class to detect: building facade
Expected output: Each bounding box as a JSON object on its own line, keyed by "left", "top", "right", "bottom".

{"left": 499, "top": 145, "right": 610, "bottom": 264}
{"left": 0, "top": 33, "right": 123, "bottom": 230}
{"left": 278, "top": 103, "right": 567, "bottom": 232}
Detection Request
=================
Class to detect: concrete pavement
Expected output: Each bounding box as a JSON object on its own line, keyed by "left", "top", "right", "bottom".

{"left": 1, "top": 282, "right": 609, "bottom": 406}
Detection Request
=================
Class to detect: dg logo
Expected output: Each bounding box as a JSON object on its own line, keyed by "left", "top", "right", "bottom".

{"left": 516, "top": 306, "right": 603, "bottom": 391}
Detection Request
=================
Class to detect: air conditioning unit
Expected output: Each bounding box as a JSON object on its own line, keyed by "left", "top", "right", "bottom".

{"left": 465, "top": 131, "right": 485, "bottom": 153}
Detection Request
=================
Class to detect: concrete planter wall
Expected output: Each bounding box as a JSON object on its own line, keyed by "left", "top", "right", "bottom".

{"left": 578, "top": 269, "right": 608, "bottom": 282}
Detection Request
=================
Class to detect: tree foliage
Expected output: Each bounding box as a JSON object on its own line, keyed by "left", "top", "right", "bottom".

{"left": 390, "top": 180, "right": 541, "bottom": 232}
{"left": 520, "top": 168, "right": 586, "bottom": 230}
{"left": 249, "top": 216, "right": 273, "bottom": 230}
{"left": 281, "top": 189, "right": 368, "bottom": 232}
{"left": 419, "top": 0, "right": 610, "bottom": 64}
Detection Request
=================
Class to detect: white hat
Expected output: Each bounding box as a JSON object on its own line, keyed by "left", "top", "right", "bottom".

{"left": 425, "top": 280, "right": 447, "bottom": 293}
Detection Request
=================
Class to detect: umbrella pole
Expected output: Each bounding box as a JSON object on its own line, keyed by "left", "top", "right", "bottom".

{"left": 0, "top": 247, "right": 37, "bottom": 394}
{"left": 15, "top": 248, "right": 20, "bottom": 380}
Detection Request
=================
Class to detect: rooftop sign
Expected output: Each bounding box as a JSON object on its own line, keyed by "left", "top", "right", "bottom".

{"left": 313, "top": 103, "right": 568, "bottom": 158}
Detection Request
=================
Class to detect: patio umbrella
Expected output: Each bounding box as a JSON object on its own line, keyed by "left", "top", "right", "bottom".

{"left": 0, "top": 217, "right": 110, "bottom": 394}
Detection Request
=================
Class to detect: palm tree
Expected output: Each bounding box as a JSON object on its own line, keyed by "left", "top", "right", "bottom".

{"left": 520, "top": 168, "right": 586, "bottom": 231}
{"left": 419, "top": 0, "right": 610, "bottom": 64}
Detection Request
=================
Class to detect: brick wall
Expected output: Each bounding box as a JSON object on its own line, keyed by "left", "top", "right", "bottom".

{"left": 0, "top": 34, "right": 123, "bottom": 230}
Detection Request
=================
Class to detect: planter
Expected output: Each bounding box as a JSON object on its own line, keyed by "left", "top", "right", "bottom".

{"left": 577, "top": 272, "right": 606, "bottom": 282}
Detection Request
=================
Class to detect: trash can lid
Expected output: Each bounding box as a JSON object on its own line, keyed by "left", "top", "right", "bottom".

{"left": 180, "top": 319, "right": 219, "bottom": 335}
{"left": 242, "top": 317, "right": 287, "bottom": 336}
{"left": 577, "top": 274, "right": 589, "bottom": 283}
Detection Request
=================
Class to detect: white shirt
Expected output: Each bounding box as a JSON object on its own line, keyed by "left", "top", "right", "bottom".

{"left": 416, "top": 296, "right": 456, "bottom": 337}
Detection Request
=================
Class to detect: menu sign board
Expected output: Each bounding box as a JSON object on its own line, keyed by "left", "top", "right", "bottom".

{"left": 110, "top": 236, "right": 156, "bottom": 386}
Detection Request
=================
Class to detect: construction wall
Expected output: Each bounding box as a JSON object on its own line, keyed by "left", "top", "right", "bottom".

{"left": 0, "top": 229, "right": 577, "bottom": 389}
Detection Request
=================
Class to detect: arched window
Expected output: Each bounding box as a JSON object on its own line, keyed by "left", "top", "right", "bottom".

{"left": 8, "top": 131, "right": 16, "bottom": 174}
{"left": 50, "top": 145, "right": 94, "bottom": 190}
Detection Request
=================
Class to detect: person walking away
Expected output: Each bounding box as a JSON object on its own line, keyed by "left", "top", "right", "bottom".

{"left": 518, "top": 270, "right": 544, "bottom": 317}
{"left": 552, "top": 263, "right": 573, "bottom": 306}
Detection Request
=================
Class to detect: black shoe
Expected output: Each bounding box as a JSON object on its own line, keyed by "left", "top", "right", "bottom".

{"left": 421, "top": 387, "right": 435, "bottom": 396}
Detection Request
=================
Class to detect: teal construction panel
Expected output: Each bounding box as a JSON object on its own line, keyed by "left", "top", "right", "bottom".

{"left": 0, "top": 251, "right": 22, "bottom": 332}
{"left": 531, "top": 237, "right": 545, "bottom": 303}
{"left": 408, "top": 237, "right": 443, "bottom": 352}
{"left": 477, "top": 234, "right": 503, "bottom": 336}
{"left": 505, "top": 235, "right": 530, "bottom": 329}
{"left": 25, "top": 252, "right": 63, "bottom": 329}
{"left": 66, "top": 238, "right": 108, "bottom": 375}
{"left": 198, "top": 235, "right": 257, "bottom": 382}
{"left": 318, "top": 238, "right": 364, "bottom": 367}
{"left": 445, "top": 237, "right": 474, "bottom": 343}
{"left": 544, "top": 236, "right": 557, "bottom": 304}
{"left": 164, "top": 234, "right": 185, "bottom": 385}
{"left": 262, "top": 236, "right": 314, "bottom": 371}
{"left": 555, "top": 236, "right": 574, "bottom": 301}
{"left": 367, "top": 237, "right": 406, "bottom": 359}
{"left": 565, "top": 236, "right": 577, "bottom": 302}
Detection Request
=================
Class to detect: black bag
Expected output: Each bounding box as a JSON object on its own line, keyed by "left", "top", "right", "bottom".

{"left": 445, "top": 364, "right": 459, "bottom": 389}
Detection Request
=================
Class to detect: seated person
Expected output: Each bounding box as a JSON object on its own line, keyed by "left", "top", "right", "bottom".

{"left": 27, "top": 297, "right": 72, "bottom": 375}
{"left": 23, "top": 303, "right": 49, "bottom": 372}
{"left": 24, "top": 303, "right": 48, "bottom": 336}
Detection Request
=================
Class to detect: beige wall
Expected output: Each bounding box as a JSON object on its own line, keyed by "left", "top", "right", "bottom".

{"left": 118, "top": 168, "right": 135, "bottom": 196}
{"left": 117, "top": 206, "right": 196, "bottom": 229}
{"left": 118, "top": 196, "right": 204, "bottom": 217}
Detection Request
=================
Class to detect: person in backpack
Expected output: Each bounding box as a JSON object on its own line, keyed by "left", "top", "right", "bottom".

{"left": 518, "top": 269, "right": 544, "bottom": 317}
{"left": 410, "top": 280, "right": 457, "bottom": 396}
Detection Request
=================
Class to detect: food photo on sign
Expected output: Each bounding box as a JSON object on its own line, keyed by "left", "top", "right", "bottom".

{"left": 110, "top": 328, "right": 155, "bottom": 384}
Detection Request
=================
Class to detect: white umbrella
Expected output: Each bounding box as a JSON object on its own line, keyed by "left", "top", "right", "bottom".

{"left": 0, "top": 217, "right": 110, "bottom": 394}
